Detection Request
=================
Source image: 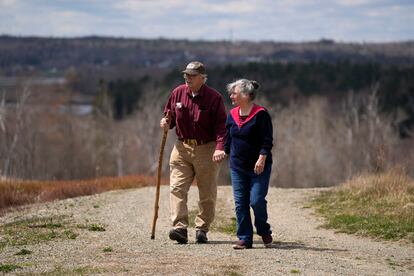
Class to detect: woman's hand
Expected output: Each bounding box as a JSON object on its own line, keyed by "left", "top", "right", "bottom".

{"left": 254, "top": 154, "right": 267, "bottom": 175}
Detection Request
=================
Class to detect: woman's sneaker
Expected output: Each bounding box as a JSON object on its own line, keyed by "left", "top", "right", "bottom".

{"left": 262, "top": 234, "right": 273, "bottom": 248}
{"left": 232, "top": 240, "right": 252, "bottom": 250}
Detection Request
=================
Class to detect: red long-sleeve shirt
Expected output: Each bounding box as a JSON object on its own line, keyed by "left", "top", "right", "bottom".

{"left": 164, "top": 84, "right": 227, "bottom": 150}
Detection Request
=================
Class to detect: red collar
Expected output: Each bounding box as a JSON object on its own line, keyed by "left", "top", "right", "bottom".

{"left": 230, "top": 104, "right": 265, "bottom": 128}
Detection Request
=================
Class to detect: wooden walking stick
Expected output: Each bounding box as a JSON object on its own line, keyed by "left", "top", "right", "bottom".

{"left": 151, "top": 111, "right": 170, "bottom": 239}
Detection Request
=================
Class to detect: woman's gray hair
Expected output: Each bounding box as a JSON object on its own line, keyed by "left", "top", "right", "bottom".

{"left": 226, "top": 79, "right": 260, "bottom": 100}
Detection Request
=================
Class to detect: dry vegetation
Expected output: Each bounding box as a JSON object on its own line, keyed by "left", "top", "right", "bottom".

{"left": 271, "top": 84, "right": 414, "bottom": 187}
{"left": 342, "top": 167, "right": 414, "bottom": 201}
{"left": 0, "top": 174, "right": 162, "bottom": 214}
{"left": 1, "top": 80, "right": 413, "bottom": 199}
{"left": 313, "top": 167, "right": 414, "bottom": 242}
{"left": 0, "top": 82, "right": 173, "bottom": 180}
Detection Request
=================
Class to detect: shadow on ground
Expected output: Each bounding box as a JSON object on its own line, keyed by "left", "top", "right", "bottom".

{"left": 271, "top": 241, "right": 347, "bottom": 252}
{"left": 206, "top": 240, "right": 347, "bottom": 252}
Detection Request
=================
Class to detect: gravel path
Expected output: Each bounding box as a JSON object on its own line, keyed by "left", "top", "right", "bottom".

{"left": 0, "top": 186, "right": 413, "bottom": 275}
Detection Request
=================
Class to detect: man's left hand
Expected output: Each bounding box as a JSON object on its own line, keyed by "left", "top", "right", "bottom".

{"left": 212, "top": 150, "right": 226, "bottom": 162}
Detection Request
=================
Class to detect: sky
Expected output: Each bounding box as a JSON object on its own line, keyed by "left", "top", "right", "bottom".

{"left": 0, "top": 0, "right": 413, "bottom": 42}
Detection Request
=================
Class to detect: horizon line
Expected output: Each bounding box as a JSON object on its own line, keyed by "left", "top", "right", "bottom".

{"left": 1, "top": 34, "right": 413, "bottom": 45}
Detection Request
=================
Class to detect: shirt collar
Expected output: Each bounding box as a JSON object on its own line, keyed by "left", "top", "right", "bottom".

{"left": 186, "top": 84, "right": 205, "bottom": 98}
{"left": 230, "top": 104, "right": 265, "bottom": 128}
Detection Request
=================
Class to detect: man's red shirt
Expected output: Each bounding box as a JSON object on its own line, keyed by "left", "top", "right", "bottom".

{"left": 164, "top": 84, "right": 227, "bottom": 150}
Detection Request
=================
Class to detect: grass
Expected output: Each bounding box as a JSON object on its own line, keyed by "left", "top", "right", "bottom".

{"left": 312, "top": 167, "right": 414, "bottom": 242}
{"left": 0, "top": 215, "right": 108, "bottom": 253}
{"left": 188, "top": 209, "right": 237, "bottom": 235}
{"left": 0, "top": 174, "right": 162, "bottom": 214}
{"left": 215, "top": 217, "right": 237, "bottom": 234}
{"left": 76, "top": 223, "right": 106, "bottom": 232}
{"left": 64, "top": 229, "right": 78, "bottom": 239}
{"left": 103, "top": 246, "right": 113, "bottom": 252}
{"left": 15, "top": 248, "right": 32, "bottom": 255}
{"left": 0, "top": 216, "right": 75, "bottom": 251}
{"left": 203, "top": 264, "right": 242, "bottom": 276}
{"left": 87, "top": 224, "right": 106, "bottom": 232}
{"left": 0, "top": 263, "right": 22, "bottom": 273}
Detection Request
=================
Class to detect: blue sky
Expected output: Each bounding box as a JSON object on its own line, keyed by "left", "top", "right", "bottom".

{"left": 0, "top": 0, "right": 413, "bottom": 42}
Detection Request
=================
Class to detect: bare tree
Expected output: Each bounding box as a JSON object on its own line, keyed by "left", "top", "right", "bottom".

{"left": 1, "top": 82, "right": 31, "bottom": 177}
{"left": 271, "top": 84, "right": 402, "bottom": 188}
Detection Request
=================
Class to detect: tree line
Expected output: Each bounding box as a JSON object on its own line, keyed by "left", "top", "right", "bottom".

{"left": 2, "top": 79, "right": 412, "bottom": 187}
{"left": 1, "top": 61, "right": 413, "bottom": 186}
{"left": 1, "top": 35, "right": 414, "bottom": 76}
{"left": 94, "top": 62, "right": 414, "bottom": 136}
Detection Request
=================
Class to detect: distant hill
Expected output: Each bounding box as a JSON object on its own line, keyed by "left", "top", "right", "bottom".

{"left": 1, "top": 35, "right": 413, "bottom": 75}
{"left": 1, "top": 35, "right": 413, "bottom": 136}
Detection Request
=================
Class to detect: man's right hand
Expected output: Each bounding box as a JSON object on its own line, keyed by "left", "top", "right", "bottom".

{"left": 160, "top": 117, "right": 170, "bottom": 131}
{"left": 160, "top": 111, "right": 172, "bottom": 131}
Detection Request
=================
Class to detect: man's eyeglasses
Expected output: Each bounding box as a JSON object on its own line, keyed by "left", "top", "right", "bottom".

{"left": 183, "top": 73, "right": 199, "bottom": 79}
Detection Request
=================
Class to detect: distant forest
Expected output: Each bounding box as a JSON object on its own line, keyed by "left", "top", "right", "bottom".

{"left": 1, "top": 36, "right": 414, "bottom": 183}
{"left": 92, "top": 62, "right": 414, "bottom": 136}
{"left": 1, "top": 35, "right": 414, "bottom": 74}
{"left": 1, "top": 36, "right": 414, "bottom": 136}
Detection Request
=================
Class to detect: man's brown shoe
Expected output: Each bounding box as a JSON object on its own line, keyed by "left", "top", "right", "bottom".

{"left": 196, "top": 230, "right": 208, "bottom": 243}
{"left": 169, "top": 228, "right": 188, "bottom": 244}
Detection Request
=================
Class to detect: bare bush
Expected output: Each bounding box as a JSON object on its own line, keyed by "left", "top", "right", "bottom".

{"left": 271, "top": 85, "right": 409, "bottom": 188}
{"left": 1, "top": 81, "right": 412, "bottom": 189}
{"left": 119, "top": 89, "right": 176, "bottom": 175}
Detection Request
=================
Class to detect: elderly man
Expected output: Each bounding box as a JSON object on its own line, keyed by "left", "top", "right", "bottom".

{"left": 160, "top": 61, "right": 227, "bottom": 244}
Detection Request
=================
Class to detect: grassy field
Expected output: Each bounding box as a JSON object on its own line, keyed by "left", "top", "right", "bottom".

{"left": 0, "top": 174, "right": 165, "bottom": 215}
{"left": 312, "top": 167, "right": 414, "bottom": 242}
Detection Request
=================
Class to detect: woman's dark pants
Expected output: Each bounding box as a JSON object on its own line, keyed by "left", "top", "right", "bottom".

{"left": 230, "top": 164, "right": 272, "bottom": 245}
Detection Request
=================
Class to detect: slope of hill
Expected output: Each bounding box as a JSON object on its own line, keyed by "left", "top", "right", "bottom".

{"left": 1, "top": 35, "right": 414, "bottom": 75}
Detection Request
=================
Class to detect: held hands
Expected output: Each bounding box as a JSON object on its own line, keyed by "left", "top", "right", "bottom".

{"left": 254, "top": 154, "right": 267, "bottom": 175}
{"left": 212, "top": 150, "right": 226, "bottom": 163}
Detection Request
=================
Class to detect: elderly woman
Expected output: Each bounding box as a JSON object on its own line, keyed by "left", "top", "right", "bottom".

{"left": 224, "top": 79, "right": 274, "bottom": 249}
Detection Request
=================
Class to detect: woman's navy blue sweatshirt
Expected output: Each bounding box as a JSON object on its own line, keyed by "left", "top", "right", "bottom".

{"left": 224, "top": 104, "right": 273, "bottom": 173}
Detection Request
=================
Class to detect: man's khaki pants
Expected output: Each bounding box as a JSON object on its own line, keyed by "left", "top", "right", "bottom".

{"left": 169, "top": 141, "right": 219, "bottom": 232}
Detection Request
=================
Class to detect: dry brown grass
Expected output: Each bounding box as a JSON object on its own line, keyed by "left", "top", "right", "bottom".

{"left": 342, "top": 167, "right": 414, "bottom": 203}
{"left": 313, "top": 167, "right": 414, "bottom": 242}
{"left": 0, "top": 174, "right": 166, "bottom": 214}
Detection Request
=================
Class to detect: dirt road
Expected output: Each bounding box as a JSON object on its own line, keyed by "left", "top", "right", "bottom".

{"left": 0, "top": 186, "right": 413, "bottom": 275}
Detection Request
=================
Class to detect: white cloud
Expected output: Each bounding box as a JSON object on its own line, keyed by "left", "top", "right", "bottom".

{"left": 114, "top": 0, "right": 259, "bottom": 17}
{"left": 114, "top": 0, "right": 185, "bottom": 13}
{"left": 0, "top": 0, "right": 412, "bottom": 41}
{"left": 336, "top": 0, "right": 372, "bottom": 6}
{"left": 48, "top": 11, "right": 102, "bottom": 36}
{"left": 0, "top": 0, "right": 16, "bottom": 7}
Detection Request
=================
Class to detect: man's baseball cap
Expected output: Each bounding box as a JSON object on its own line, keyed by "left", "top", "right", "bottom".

{"left": 182, "top": 61, "right": 206, "bottom": 75}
